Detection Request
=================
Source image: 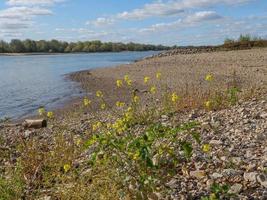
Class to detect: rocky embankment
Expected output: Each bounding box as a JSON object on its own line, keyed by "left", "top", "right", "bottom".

{"left": 146, "top": 46, "right": 218, "bottom": 59}
{"left": 146, "top": 45, "right": 267, "bottom": 59}
{"left": 162, "top": 96, "right": 267, "bottom": 199}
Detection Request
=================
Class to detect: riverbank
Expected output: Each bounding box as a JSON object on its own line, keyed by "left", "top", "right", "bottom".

{"left": 0, "top": 48, "right": 266, "bottom": 199}
{"left": 68, "top": 48, "right": 267, "bottom": 104}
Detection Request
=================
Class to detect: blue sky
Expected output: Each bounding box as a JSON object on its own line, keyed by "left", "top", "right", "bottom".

{"left": 0, "top": 0, "right": 267, "bottom": 45}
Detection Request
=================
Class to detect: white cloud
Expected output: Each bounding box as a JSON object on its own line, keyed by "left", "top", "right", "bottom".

{"left": 88, "top": 0, "right": 253, "bottom": 28}
{"left": 184, "top": 11, "right": 222, "bottom": 23}
{"left": 117, "top": 2, "right": 184, "bottom": 20}
{"left": 0, "top": 6, "right": 52, "bottom": 19}
{"left": 86, "top": 17, "right": 115, "bottom": 27}
{"left": 6, "top": 0, "right": 65, "bottom": 6}
{"left": 115, "top": 0, "right": 253, "bottom": 20}
{"left": 139, "top": 11, "right": 223, "bottom": 33}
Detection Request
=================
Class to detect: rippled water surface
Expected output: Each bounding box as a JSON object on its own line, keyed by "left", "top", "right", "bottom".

{"left": 0, "top": 51, "right": 157, "bottom": 119}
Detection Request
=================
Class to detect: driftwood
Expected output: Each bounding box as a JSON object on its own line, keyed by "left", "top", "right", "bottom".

{"left": 0, "top": 119, "right": 47, "bottom": 129}
{"left": 23, "top": 119, "right": 47, "bottom": 129}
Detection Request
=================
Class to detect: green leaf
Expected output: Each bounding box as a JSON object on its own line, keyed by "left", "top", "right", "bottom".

{"left": 181, "top": 141, "right": 193, "bottom": 158}
{"left": 191, "top": 132, "right": 201, "bottom": 144}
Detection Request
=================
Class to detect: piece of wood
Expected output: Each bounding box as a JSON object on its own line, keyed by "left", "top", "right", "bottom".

{"left": 23, "top": 119, "right": 47, "bottom": 129}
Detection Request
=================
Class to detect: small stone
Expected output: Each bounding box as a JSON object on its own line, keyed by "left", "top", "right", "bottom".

{"left": 206, "top": 179, "right": 214, "bottom": 188}
{"left": 244, "top": 172, "right": 258, "bottom": 183}
{"left": 209, "top": 140, "right": 223, "bottom": 145}
{"left": 190, "top": 170, "right": 206, "bottom": 179}
{"left": 220, "top": 156, "right": 227, "bottom": 161}
{"left": 238, "top": 108, "right": 245, "bottom": 113}
{"left": 229, "top": 183, "right": 243, "bottom": 194}
{"left": 222, "top": 169, "right": 241, "bottom": 176}
{"left": 161, "top": 115, "right": 168, "bottom": 120}
{"left": 148, "top": 192, "right": 159, "bottom": 200}
{"left": 232, "top": 157, "right": 242, "bottom": 165}
{"left": 211, "top": 172, "right": 223, "bottom": 179}
{"left": 166, "top": 179, "right": 177, "bottom": 189}
{"left": 256, "top": 174, "right": 267, "bottom": 188}
{"left": 260, "top": 113, "right": 267, "bottom": 119}
{"left": 189, "top": 112, "right": 198, "bottom": 119}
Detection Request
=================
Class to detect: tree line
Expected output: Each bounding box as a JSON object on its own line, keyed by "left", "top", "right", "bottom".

{"left": 0, "top": 39, "right": 171, "bottom": 53}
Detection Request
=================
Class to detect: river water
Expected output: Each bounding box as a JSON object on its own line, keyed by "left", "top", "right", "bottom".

{"left": 0, "top": 51, "right": 157, "bottom": 119}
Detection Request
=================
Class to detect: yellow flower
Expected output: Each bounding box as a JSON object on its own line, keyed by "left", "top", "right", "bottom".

{"left": 156, "top": 72, "right": 162, "bottom": 79}
{"left": 63, "top": 164, "right": 71, "bottom": 173}
{"left": 83, "top": 97, "right": 91, "bottom": 106}
{"left": 209, "top": 193, "right": 217, "bottom": 200}
{"left": 144, "top": 76, "right": 150, "bottom": 84}
{"left": 205, "top": 74, "right": 213, "bottom": 82}
{"left": 116, "top": 79, "right": 123, "bottom": 88}
{"left": 124, "top": 75, "right": 130, "bottom": 82}
{"left": 133, "top": 152, "right": 140, "bottom": 160}
{"left": 202, "top": 144, "right": 211, "bottom": 153}
{"left": 116, "top": 101, "right": 125, "bottom": 107}
{"left": 150, "top": 86, "right": 157, "bottom": 94}
{"left": 47, "top": 111, "right": 54, "bottom": 119}
{"left": 112, "top": 118, "right": 126, "bottom": 134}
{"left": 123, "top": 75, "right": 132, "bottom": 86}
{"left": 96, "top": 90, "right": 103, "bottom": 98}
{"left": 171, "top": 93, "right": 180, "bottom": 103}
{"left": 205, "top": 101, "right": 212, "bottom": 109}
{"left": 38, "top": 107, "right": 45, "bottom": 115}
{"left": 133, "top": 95, "right": 140, "bottom": 103}
{"left": 92, "top": 121, "right": 101, "bottom": 131}
{"left": 100, "top": 103, "right": 106, "bottom": 110}
{"left": 106, "top": 123, "right": 112, "bottom": 129}
{"left": 126, "top": 79, "right": 132, "bottom": 86}
{"left": 75, "top": 138, "right": 82, "bottom": 146}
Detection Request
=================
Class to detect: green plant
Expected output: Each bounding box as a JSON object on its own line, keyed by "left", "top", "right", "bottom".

{"left": 201, "top": 183, "right": 230, "bottom": 200}
{"left": 85, "top": 120, "right": 201, "bottom": 198}
{"left": 0, "top": 169, "right": 24, "bottom": 200}
{"left": 227, "top": 87, "right": 240, "bottom": 106}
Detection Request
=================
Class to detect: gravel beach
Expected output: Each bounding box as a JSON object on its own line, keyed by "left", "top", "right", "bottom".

{"left": 1, "top": 48, "right": 266, "bottom": 199}
{"left": 69, "top": 48, "right": 267, "bottom": 103}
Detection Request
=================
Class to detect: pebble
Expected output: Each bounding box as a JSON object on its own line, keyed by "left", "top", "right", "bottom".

{"left": 211, "top": 172, "right": 223, "bottom": 179}
{"left": 256, "top": 174, "right": 267, "bottom": 188}
{"left": 209, "top": 140, "right": 223, "bottom": 145}
{"left": 229, "top": 183, "right": 243, "bottom": 194}
{"left": 190, "top": 170, "right": 206, "bottom": 179}
{"left": 244, "top": 172, "right": 258, "bottom": 183}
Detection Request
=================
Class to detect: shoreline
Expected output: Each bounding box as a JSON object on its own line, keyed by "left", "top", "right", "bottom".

{"left": 50, "top": 48, "right": 267, "bottom": 116}
{"left": 5, "top": 48, "right": 267, "bottom": 123}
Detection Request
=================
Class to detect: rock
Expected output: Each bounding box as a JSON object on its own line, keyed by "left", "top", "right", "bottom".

{"left": 209, "top": 140, "right": 223, "bottom": 145}
{"left": 260, "top": 113, "right": 267, "bottom": 119}
{"left": 206, "top": 179, "right": 214, "bottom": 188}
{"left": 148, "top": 192, "right": 159, "bottom": 200}
{"left": 220, "top": 156, "right": 227, "bottom": 161}
{"left": 190, "top": 170, "right": 206, "bottom": 179}
{"left": 256, "top": 174, "right": 267, "bottom": 188}
{"left": 229, "top": 183, "right": 243, "bottom": 194}
{"left": 211, "top": 172, "right": 223, "bottom": 179}
{"left": 244, "top": 172, "right": 258, "bottom": 183}
{"left": 222, "top": 169, "right": 241, "bottom": 176}
{"left": 166, "top": 179, "right": 177, "bottom": 189}
{"left": 232, "top": 157, "right": 242, "bottom": 165}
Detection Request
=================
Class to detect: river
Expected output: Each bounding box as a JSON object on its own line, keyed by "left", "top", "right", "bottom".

{"left": 0, "top": 51, "right": 158, "bottom": 119}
